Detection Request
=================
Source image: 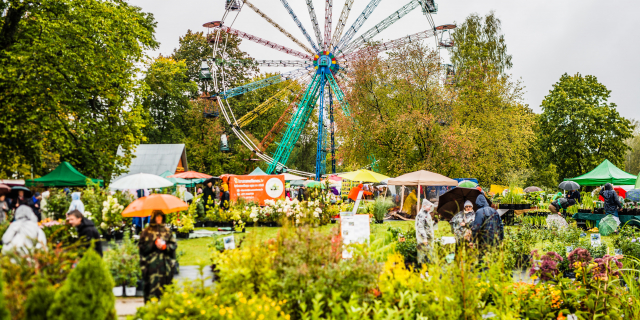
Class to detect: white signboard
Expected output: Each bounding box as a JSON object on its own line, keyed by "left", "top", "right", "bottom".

{"left": 341, "top": 214, "right": 370, "bottom": 259}
{"left": 441, "top": 236, "right": 456, "bottom": 245}
{"left": 223, "top": 235, "right": 236, "bottom": 250}
{"left": 591, "top": 233, "right": 602, "bottom": 247}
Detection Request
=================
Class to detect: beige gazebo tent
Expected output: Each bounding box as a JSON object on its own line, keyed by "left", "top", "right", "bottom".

{"left": 387, "top": 170, "right": 458, "bottom": 216}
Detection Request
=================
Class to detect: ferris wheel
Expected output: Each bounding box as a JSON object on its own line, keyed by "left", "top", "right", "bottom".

{"left": 203, "top": 0, "right": 454, "bottom": 180}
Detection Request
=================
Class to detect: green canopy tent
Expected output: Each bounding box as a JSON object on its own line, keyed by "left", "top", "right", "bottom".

{"left": 565, "top": 159, "right": 637, "bottom": 186}
{"left": 26, "top": 162, "right": 103, "bottom": 187}
{"left": 159, "top": 171, "right": 191, "bottom": 185}
{"left": 636, "top": 175, "right": 640, "bottom": 189}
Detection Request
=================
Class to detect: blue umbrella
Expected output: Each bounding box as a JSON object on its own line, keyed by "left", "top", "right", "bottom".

{"left": 627, "top": 189, "right": 640, "bottom": 202}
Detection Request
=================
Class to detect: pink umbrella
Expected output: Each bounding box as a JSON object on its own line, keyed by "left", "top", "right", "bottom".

{"left": 167, "top": 171, "right": 212, "bottom": 179}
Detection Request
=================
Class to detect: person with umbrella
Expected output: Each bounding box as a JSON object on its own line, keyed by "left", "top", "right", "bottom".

{"left": 450, "top": 200, "right": 476, "bottom": 246}
{"left": 11, "top": 187, "right": 33, "bottom": 211}
{"left": 415, "top": 199, "right": 435, "bottom": 264}
{"left": 600, "top": 183, "right": 622, "bottom": 218}
{"left": 471, "top": 195, "right": 504, "bottom": 250}
{"left": 139, "top": 210, "right": 177, "bottom": 302}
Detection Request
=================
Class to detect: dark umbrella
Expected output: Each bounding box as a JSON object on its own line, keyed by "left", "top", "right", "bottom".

{"left": 524, "top": 186, "right": 543, "bottom": 193}
{"left": 10, "top": 186, "right": 32, "bottom": 198}
{"left": 437, "top": 187, "right": 492, "bottom": 221}
{"left": 558, "top": 181, "right": 580, "bottom": 191}
{"left": 0, "top": 184, "right": 10, "bottom": 196}
{"left": 202, "top": 177, "right": 220, "bottom": 185}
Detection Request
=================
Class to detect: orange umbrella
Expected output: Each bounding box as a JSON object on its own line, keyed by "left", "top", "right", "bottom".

{"left": 122, "top": 194, "right": 189, "bottom": 217}
{"left": 167, "top": 171, "right": 212, "bottom": 179}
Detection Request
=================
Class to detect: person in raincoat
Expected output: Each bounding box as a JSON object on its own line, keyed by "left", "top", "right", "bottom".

{"left": 139, "top": 210, "right": 177, "bottom": 302}
{"left": 402, "top": 189, "right": 417, "bottom": 214}
{"left": 415, "top": 199, "right": 435, "bottom": 264}
{"left": 548, "top": 198, "right": 576, "bottom": 215}
{"left": 600, "top": 183, "right": 622, "bottom": 218}
{"left": 2, "top": 206, "right": 47, "bottom": 255}
{"left": 471, "top": 195, "right": 504, "bottom": 249}
{"left": 66, "top": 192, "right": 85, "bottom": 215}
{"left": 450, "top": 200, "right": 475, "bottom": 245}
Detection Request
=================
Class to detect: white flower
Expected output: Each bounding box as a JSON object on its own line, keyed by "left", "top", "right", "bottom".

{"left": 102, "top": 201, "right": 108, "bottom": 207}
{"left": 315, "top": 208, "right": 322, "bottom": 213}
{"left": 100, "top": 222, "right": 108, "bottom": 230}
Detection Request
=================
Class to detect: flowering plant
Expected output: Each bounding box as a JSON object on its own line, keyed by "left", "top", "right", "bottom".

{"left": 529, "top": 250, "right": 563, "bottom": 281}
{"left": 101, "top": 195, "right": 125, "bottom": 233}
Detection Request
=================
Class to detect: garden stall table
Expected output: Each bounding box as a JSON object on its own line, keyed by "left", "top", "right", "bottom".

{"left": 572, "top": 212, "right": 640, "bottom": 228}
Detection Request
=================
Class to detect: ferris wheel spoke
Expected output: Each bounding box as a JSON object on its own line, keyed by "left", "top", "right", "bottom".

{"left": 340, "top": 0, "right": 421, "bottom": 56}
{"left": 330, "top": 0, "right": 354, "bottom": 50}
{"left": 305, "top": 0, "right": 324, "bottom": 50}
{"left": 214, "top": 59, "right": 312, "bottom": 68}
{"left": 237, "top": 77, "right": 310, "bottom": 128}
{"left": 341, "top": 28, "right": 441, "bottom": 60}
{"left": 259, "top": 88, "right": 305, "bottom": 151}
{"left": 323, "top": 0, "right": 333, "bottom": 51}
{"left": 333, "top": 0, "right": 382, "bottom": 52}
{"left": 267, "top": 74, "right": 324, "bottom": 173}
{"left": 244, "top": 1, "right": 315, "bottom": 55}
{"left": 215, "top": 26, "right": 313, "bottom": 60}
{"left": 326, "top": 72, "right": 350, "bottom": 116}
{"left": 280, "top": 0, "right": 321, "bottom": 53}
{"left": 216, "top": 67, "right": 312, "bottom": 99}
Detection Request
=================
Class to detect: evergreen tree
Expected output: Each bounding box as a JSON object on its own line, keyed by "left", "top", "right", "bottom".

{"left": 24, "top": 277, "right": 55, "bottom": 320}
{"left": 47, "top": 250, "right": 117, "bottom": 320}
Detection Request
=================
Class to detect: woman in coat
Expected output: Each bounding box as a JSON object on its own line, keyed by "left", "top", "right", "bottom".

{"left": 415, "top": 199, "right": 435, "bottom": 264}
{"left": 139, "top": 210, "right": 177, "bottom": 302}
{"left": 600, "top": 183, "right": 622, "bottom": 217}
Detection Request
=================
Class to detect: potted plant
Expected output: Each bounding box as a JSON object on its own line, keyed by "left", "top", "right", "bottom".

{"left": 104, "top": 233, "right": 141, "bottom": 297}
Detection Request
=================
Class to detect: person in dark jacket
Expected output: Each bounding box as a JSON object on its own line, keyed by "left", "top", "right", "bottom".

{"left": 566, "top": 189, "right": 581, "bottom": 204}
{"left": 298, "top": 186, "right": 305, "bottom": 202}
{"left": 202, "top": 180, "right": 216, "bottom": 208}
{"left": 549, "top": 198, "right": 576, "bottom": 215}
{"left": 471, "top": 195, "right": 504, "bottom": 249}
{"left": 31, "top": 192, "right": 42, "bottom": 221}
{"left": 220, "top": 183, "right": 230, "bottom": 211}
{"left": 600, "top": 183, "right": 622, "bottom": 217}
{"left": 67, "top": 210, "right": 103, "bottom": 256}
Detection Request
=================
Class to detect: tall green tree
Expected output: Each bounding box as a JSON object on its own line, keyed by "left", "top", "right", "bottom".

{"left": 0, "top": 0, "right": 157, "bottom": 181}
{"left": 538, "top": 73, "right": 633, "bottom": 180}
{"left": 171, "top": 29, "right": 256, "bottom": 94}
{"left": 142, "top": 56, "right": 198, "bottom": 144}
{"left": 625, "top": 120, "right": 640, "bottom": 175}
{"left": 449, "top": 12, "right": 512, "bottom": 74}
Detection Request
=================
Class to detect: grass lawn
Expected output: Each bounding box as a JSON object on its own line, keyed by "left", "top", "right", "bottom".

{"left": 178, "top": 220, "right": 426, "bottom": 266}
{"left": 176, "top": 220, "right": 613, "bottom": 266}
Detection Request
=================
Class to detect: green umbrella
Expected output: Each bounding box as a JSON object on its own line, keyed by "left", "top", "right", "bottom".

{"left": 458, "top": 180, "right": 478, "bottom": 188}
{"left": 598, "top": 215, "right": 619, "bottom": 236}
{"left": 290, "top": 180, "right": 305, "bottom": 187}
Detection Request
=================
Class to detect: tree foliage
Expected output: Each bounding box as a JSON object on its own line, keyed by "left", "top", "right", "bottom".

{"left": 0, "top": 0, "right": 157, "bottom": 181}
{"left": 538, "top": 73, "right": 633, "bottom": 180}
{"left": 337, "top": 43, "right": 535, "bottom": 185}
{"left": 449, "top": 12, "right": 512, "bottom": 74}
{"left": 142, "top": 56, "right": 198, "bottom": 144}
{"left": 625, "top": 120, "right": 640, "bottom": 175}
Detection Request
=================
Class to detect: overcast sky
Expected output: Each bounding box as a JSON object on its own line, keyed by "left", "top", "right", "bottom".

{"left": 128, "top": 0, "right": 638, "bottom": 120}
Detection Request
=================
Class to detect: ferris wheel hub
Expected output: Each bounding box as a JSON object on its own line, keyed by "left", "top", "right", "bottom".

{"left": 313, "top": 51, "right": 339, "bottom": 73}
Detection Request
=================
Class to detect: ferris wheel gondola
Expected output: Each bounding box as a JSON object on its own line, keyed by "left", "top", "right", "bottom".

{"left": 206, "top": 0, "right": 454, "bottom": 179}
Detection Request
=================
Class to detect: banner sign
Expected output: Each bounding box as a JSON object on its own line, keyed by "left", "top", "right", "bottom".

{"left": 229, "top": 175, "right": 285, "bottom": 205}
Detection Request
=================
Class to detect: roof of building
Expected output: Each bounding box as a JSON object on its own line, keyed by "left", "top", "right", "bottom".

{"left": 115, "top": 144, "right": 188, "bottom": 180}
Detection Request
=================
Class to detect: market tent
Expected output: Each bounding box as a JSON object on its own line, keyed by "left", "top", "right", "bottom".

{"left": 282, "top": 173, "right": 307, "bottom": 181}
{"left": 387, "top": 170, "right": 458, "bottom": 216}
{"left": 338, "top": 169, "right": 390, "bottom": 183}
{"left": 249, "top": 167, "right": 267, "bottom": 176}
{"left": 159, "top": 171, "right": 192, "bottom": 185}
{"left": 565, "top": 159, "right": 637, "bottom": 186}
{"left": 387, "top": 170, "right": 458, "bottom": 186}
{"left": 26, "top": 162, "right": 103, "bottom": 187}
{"left": 636, "top": 175, "right": 640, "bottom": 189}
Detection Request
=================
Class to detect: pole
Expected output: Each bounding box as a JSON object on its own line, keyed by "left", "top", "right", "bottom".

{"left": 417, "top": 185, "right": 421, "bottom": 216}
{"left": 400, "top": 185, "right": 405, "bottom": 213}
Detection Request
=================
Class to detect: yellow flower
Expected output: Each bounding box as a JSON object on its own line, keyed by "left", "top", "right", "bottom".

{"left": 531, "top": 275, "right": 538, "bottom": 281}
{"left": 238, "top": 292, "right": 243, "bottom": 298}
{"left": 201, "top": 310, "right": 206, "bottom": 315}
{"left": 240, "top": 297, "right": 247, "bottom": 304}
{"left": 219, "top": 309, "right": 226, "bottom": 316}
{"left": 259, "top": 314, "right": 265, "bottom": 320}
